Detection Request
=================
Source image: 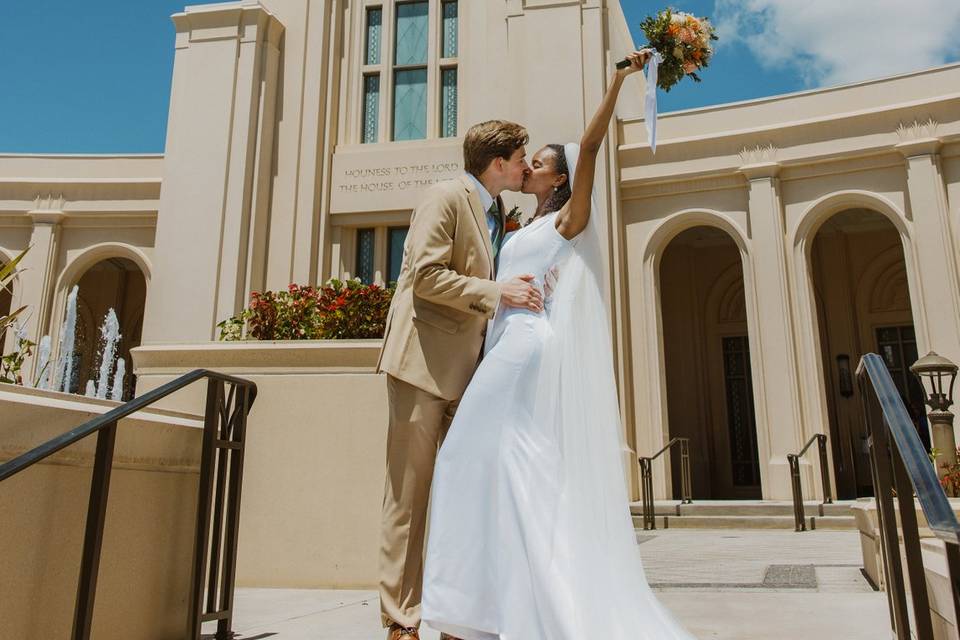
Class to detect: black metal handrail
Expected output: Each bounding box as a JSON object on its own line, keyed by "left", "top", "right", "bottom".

{"left": 857, "top": 353, "right": 960, "bottom": 640}
{"left": 638, "top": 437, "right": 692, "bottom": 530}
{"left": 0, "top": 369, "right": 258, "bottom": 640}
{"left": 787, "top": 433, "right": 833, "bottom": 532}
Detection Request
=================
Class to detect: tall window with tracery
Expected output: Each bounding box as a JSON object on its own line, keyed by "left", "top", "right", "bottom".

{"left": 360, "top": 1, "right": 459, "bottom": 143}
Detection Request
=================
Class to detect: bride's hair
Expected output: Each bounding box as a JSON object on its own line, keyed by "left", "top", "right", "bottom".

{"left": 542, "top": 143, "right": 572, "bottom": 213}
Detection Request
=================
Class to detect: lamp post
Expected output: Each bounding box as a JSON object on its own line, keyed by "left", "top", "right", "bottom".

{"left": 911, "top": 351, "right": 958, "bottom": 493}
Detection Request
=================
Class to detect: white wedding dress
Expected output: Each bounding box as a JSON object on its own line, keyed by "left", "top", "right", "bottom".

{"left": 421, "top": 145, "right": 695, "bottom": 640}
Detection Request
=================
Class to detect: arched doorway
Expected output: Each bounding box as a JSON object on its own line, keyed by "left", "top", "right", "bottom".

{"left": 660, "top": 226, "right": 761, "bottom": 499}
{"left": 64, "top": 257, "right": 146, "bottom": 400}
{"left": 810, "top": 208, "right": 922, "bottom": 498}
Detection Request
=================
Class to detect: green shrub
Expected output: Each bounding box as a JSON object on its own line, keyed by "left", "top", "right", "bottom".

{"left": 218, "top": 280, "right": 394, "bottom": 341}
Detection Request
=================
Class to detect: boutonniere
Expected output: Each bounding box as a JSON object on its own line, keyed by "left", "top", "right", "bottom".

{"left": 505, "top": 205, "right": 529, "bottom": 233}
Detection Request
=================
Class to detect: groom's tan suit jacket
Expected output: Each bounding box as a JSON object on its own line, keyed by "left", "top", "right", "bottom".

{"left": 377, "top": 174, "right": 504, "bottom": 401}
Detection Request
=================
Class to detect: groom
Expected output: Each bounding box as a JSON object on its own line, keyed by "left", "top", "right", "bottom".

{"left": 376, "top": 120, "right": 544, "bottom": 640}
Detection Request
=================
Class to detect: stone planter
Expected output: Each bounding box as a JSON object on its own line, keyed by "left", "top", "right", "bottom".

{"left": 132, "top": 340, "right": 388, "bottom": 589}
{"left": 0, "top": 384, "right": 204, "bottom": 640}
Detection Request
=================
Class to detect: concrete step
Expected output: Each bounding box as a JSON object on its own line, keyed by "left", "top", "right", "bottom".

{"left": 631, "top": 500, "right": 857, "bottom": 518}
{"left": 632, "top": 513, "right": 858, "bottom": 530}
{"left": 629, "top": 500, "right": 860, "bottom": 530}
{"left": 812, "top": 515, "right": 859, "bottom": 530}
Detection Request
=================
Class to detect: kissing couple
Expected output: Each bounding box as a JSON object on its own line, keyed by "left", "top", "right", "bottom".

{"left": 376, "top": 50, "right": 694, "bottom": 640}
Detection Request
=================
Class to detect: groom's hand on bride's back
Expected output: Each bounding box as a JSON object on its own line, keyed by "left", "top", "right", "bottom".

{"left": 500, "top": 274, "right": 544, "bottom": 313}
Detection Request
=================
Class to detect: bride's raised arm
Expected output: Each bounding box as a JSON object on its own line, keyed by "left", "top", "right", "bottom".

{"left": 556, "top": 49, "right": 650, "bottom": 240}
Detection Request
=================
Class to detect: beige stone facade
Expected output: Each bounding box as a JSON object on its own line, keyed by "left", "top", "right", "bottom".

{"left": 2, "top": 0, "right": 960, "bottom": 512}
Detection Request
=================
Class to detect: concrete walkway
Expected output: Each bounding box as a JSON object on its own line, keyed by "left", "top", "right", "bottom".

{"left": 223, "top": 529, "right": 890, "bottom": 639}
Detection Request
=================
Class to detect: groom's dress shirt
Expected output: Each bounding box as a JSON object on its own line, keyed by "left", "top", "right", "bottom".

{"left": 465, "top": 172, "right": 498, "bottom": 243}
{"left": 465, "top": 173, "right": 505, "bottom": 272}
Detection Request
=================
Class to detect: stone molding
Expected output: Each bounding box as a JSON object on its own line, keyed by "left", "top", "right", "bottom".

{"left": 173, "top": 3, "right": 284, "bottom": 49}
{"left": 620, "top": 174, "right": 745, "bottom": 201}
{"left": 0, "top": 384, "right": 202, "bottom": 473}
{"left": 132, "top": 340, "right": 384, "bottom": 375}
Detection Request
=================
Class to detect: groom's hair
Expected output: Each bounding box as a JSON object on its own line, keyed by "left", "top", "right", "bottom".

{"left": 463, "top": 120, "right": 529, "bottom": 176}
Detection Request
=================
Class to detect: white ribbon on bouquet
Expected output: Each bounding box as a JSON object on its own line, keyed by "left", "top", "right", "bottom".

{"left": 644, "top": 50, "right": 665, "bottom": 154}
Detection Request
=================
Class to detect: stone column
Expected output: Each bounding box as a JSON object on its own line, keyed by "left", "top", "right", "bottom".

{"left": 14, "top": 196, "right": 65, "bottom": 370}
{"left": 141, "top": 4, "right": 283, "bottom": 344}
{"left": 14, "top": 199, "right": 65, "bottom": 377}
{"left": 896, "top": 122, "right": 960, "bottom": 370}
{"left": 740, "top": 155, "right": 807, "bottom": 500}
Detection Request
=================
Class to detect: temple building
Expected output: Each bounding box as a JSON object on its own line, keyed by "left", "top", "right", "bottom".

{"left": 2, "top": 0, "right": 960, "bottom": 515}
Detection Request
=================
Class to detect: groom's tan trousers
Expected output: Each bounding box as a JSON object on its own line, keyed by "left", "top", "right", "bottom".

{"left": 380, "top": 374, "right": 460, "bottom": 629}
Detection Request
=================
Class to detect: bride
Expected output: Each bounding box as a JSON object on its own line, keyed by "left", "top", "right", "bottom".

{"left": 421, "top": 51, "right": 695, "bottom": 640}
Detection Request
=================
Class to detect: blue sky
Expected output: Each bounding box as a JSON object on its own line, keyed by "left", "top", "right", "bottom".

{"left": 623, "top": 1, "right": 800, "bottom": 113}
{"left": 1, "top": 1, "right": 958, "bottom": 153}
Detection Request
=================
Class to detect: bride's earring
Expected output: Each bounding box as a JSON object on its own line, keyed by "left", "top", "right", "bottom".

{"left": 553, "top": 186, "right": 559, "bottom": 192}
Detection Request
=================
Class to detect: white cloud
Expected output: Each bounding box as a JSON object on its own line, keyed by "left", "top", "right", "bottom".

{"left": 713, "top": 0, "right": 960, "bottom": 87}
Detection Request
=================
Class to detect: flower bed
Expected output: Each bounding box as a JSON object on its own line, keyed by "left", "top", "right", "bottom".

{"left": 218, "top": 280, "right": 394, "bottom": 341}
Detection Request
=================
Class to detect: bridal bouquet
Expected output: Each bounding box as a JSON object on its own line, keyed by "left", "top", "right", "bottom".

{"left": 640, "top": 9, "right": 718, "bottom": 91}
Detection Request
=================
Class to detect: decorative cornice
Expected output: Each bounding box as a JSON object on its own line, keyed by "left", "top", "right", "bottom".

{"left": 895, "top": 118, "right": 942, "bottom": 158}
{"left": 172, "top": 3, "right": 283, "bottom": 48}
{"left": 618, "top": 92, "right": 960, "bottom": 158}
{"left": 737, "top": 144, "right": 781, "bottom": 179}
{"left": 27, "top": 193, "right": 66, "bottom": 223}
{"left": 739, "top": 143, "right": 778, "bottom": 165}
{"left": 896, "top": 118, "right": 939, "bottom": 141}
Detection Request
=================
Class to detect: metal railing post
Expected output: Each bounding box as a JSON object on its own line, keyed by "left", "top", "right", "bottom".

{"left": 72, "top": 422, "right": 117, "bottom": 640}
{"left": 867, "top": 414, "right": 913, "bottom": 639}
{"left": 639, "top": 458, "right": 655, "bottom": 530}
{"left": 190, "top": 378, "right": 222, "bottom": 639}
{"left": 787, "top": 453, "right": 805, "bottom": 532}
{"left": 218, "top": 384, "right": 250, "bottom": 634}
{"left": 817, "top": 434, "right": 833, "bottom": 504}
{"left": 679, "top": 438, "right": 693, "bottom": 504}
{"left": 891, "top": 444, "right": 934, "bottom": 639}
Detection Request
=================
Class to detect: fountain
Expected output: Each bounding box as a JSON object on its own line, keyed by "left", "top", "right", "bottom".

{"left": 111, "top": 357, "right": 125, "bottom": 401}
{"left": 95, "top": 308, "right": 121, "bottom": 399}
{"left": 22, "top": 286, "right": 130, "bottom": 401}
{"left": 54, "top": 285, "right": 79, "bottom": 393}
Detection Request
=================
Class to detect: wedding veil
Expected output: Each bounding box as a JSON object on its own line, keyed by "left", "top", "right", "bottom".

{"left": 531, "top": 143, "right": 694, "bottom": 637}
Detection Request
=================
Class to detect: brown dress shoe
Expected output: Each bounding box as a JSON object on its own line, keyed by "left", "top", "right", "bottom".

{"left": 387, "top": 624, "right": 420, "bottom": 640}
{"left": 440, "top": 634, "right": 463, "bottom": 640}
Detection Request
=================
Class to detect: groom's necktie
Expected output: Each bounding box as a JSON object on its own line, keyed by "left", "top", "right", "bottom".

{"left": 488, "top": 201, "right": 503, "bottom": 272}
